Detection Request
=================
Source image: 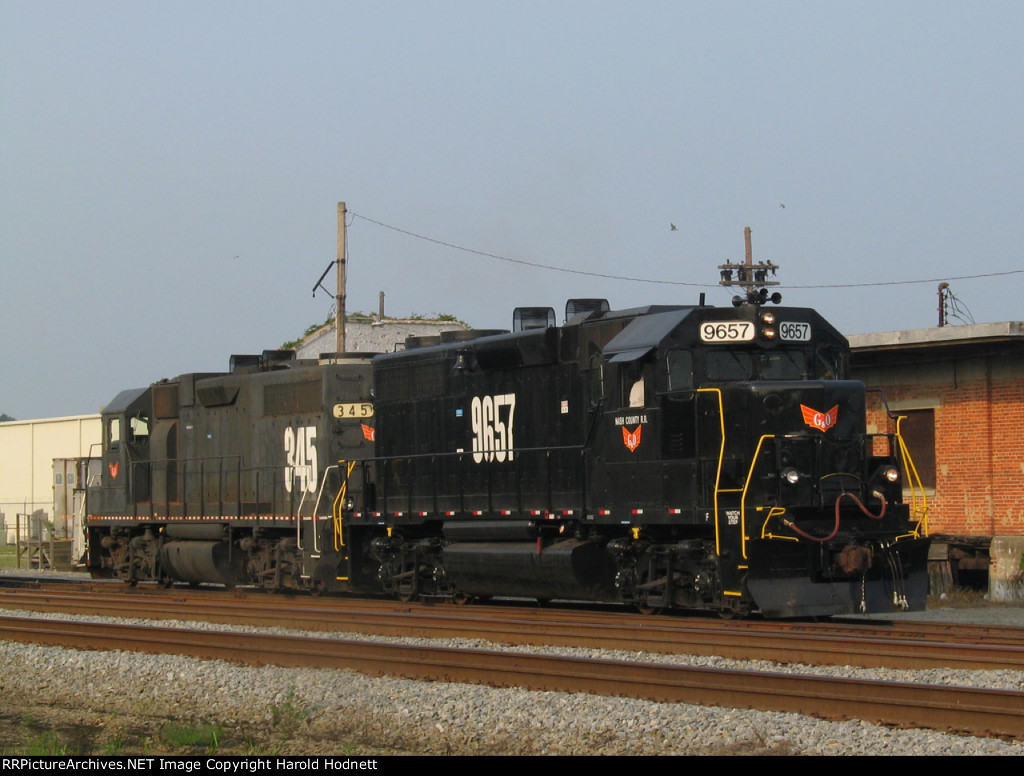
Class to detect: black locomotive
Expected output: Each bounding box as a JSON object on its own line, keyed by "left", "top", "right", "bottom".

{"left": 86, "top": 296, "right": 931, "bottom": 617}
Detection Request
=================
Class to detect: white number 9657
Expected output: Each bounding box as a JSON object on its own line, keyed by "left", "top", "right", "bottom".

{"left": 470, "top": 394, "right": 516, "bottom": 463}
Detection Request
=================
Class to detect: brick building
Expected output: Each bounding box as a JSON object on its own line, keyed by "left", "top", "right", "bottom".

{"left": 848, "top": 322, "right": 1024, "bottom": 594}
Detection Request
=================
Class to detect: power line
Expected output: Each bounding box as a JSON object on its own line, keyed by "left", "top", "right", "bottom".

{"left": 945, "top": 287, "right": 976, "bottom": 325}
{"left": 350, "top": 211, "right": 711, "bottom": 287}
{"left": 349, "top": 210, "right": 1024, "bottom": 291}
{"left": 786, "top": 271, "right": 1023, "bottom": 289}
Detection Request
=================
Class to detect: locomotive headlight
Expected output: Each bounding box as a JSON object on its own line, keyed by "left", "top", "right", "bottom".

{"left": 781, "top": 467, "right": 800, "bottom": 485}
{"left": 762, "top": 327, "right": 777, "bottom": 340}
{"left": 868, "top": 464, "right": 901, "bottom": 496}
{"left": 761, "top": 311, "right": 776, "bottom": 325}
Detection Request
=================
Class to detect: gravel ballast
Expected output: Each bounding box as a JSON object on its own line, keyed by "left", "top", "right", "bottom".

{"left": 2, "top": 594, "right": 1024, "bottom": 756}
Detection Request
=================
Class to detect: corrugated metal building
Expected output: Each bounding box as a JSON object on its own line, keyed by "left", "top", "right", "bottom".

{"left": 0, "top": 414, "right": 101, "bottom": 549}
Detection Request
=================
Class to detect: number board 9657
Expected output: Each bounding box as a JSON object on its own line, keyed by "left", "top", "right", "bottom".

{"left": 700, "top": 321, "right": 754, "bottom": 343}
{"left": 779, "top": 322, "right": 812, "bottom": 341}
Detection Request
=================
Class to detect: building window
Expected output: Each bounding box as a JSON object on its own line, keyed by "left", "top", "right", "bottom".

{"left": 899, "top": 409, "right": 936, "bottom": 490}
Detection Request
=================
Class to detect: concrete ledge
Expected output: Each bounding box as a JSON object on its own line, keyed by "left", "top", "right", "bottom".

{"left": 848, "top": 321, "right": 1024, "bottom": 351}
{"left": 989, "top": 536, "right": 1024, "bottom": 602}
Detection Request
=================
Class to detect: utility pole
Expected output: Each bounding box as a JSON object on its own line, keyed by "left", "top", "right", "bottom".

{"left": 717, "top": 227, "right": 781, "bottom": 306}
{"left": 336, "top": 201, "right": 347, "bottom": 353}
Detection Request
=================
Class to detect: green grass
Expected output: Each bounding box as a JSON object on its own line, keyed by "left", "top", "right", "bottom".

{"left": 270, "top": 689, "right": 310, "bottom": 739}
{"left": 22, "top": 731, "right": 71, "bottom": 756}
{"left": 159, "top": 722, "right": 223, "bottom": 753}
{"left": 0, "top": 545, "right": 20, "bottom": 569}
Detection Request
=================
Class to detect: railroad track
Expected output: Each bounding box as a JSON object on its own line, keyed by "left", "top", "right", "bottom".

{"left": 2, "top": 613, "right": 1023, "bottom": 741}
{"left": 2, "top": 584, "right": 1024, "bottom": 671}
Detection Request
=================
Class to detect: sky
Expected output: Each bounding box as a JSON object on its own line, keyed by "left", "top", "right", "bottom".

{"left": 2, "top": 1, "right": 1022, "bottom": 420}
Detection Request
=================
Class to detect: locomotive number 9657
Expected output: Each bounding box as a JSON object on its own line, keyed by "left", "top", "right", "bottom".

{"left": 700, "top": 321, "right": 754, "bottom": 343}
{"left": 471, "top": 393, "right": 516, "bottom": 463}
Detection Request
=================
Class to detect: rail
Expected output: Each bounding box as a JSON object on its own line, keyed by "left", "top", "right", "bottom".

{"left": 4, "top": 613, "right": 1022, "bottom": 740}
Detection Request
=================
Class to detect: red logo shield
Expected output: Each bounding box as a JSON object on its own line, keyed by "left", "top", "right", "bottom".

{"left": 800, "top": 404, "right": 838, "bottom": 432}
{"left": 109, "top": 462, "right": 119, "bottom": 479}
{"left": 361, "top": 424, "right": 376, "bottom": 442}
{"left": 622, "top": 425, "right": 642, "bottom": 452}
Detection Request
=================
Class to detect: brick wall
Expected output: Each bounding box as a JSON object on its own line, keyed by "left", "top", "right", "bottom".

{"left": 857, "top": 355, "right": 1024, "bottom": 536}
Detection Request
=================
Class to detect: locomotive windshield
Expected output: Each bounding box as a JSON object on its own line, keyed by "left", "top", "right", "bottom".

{"left": 815, "top": 345, "right": 846, "bottom": 380}
{"left": 703, "top": 346, "right": 846, "bottom": 382}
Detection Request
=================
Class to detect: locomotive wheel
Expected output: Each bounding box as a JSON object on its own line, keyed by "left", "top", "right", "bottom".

{"left": 717, "top": 601, "right": 751, "bottom": 619}
{"left": 636, "top": 568, "right": 663, "bottom": 615}
{"left": 396, "top": 587, "right": 418, "bottom": 603}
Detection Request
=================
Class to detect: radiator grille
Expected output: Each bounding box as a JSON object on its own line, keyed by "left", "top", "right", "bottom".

{"left": 264, "top": 379, "right": 321, "bottom": 416}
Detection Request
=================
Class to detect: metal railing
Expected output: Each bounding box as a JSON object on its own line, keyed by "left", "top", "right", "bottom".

{"left": 350, "top": 444, "right": 589, "bottom": 519}
{"left": 89, "top": 455, "right": 314, "bottom": 525}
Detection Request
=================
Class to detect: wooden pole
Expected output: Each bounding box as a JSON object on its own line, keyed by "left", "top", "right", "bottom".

{"left": 744, "top": 226, "right": 753, "bottom": 279}
{"left": 336, "top": 202, "right": 347, "bottom": 353}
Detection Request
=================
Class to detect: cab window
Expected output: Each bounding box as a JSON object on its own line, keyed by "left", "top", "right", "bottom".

{"left": 706, "top": 351, "right": 753, "bottom": 381}
{"left": 129, "top": 414, "right": 150, "bottom": 442}
{"left": 760, "top": 350, "right": 807, "bottom": 380}
{"left": 815, "top": 347, "right": 846, "bottom": 380}
{"left": 589, "top": 354, "right": 605, "bottom": 402}
{"left": 107, "top": 417, "right": 121, "bottom": 450}
{"left": 665, "top": 350, "right": 694, "bottom": 391}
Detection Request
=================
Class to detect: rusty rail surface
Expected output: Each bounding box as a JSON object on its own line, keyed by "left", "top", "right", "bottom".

{"left": 2, "top": 614, "right": 1022, "bottom": 740}
{"left": 2, "top": 586, "right": 1024, "bottom": 671}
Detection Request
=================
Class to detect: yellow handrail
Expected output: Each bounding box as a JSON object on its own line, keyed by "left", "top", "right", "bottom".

{"left": 740, "top": 434, "right": 775, "bottom": 558}
{"left": 894, "top": 416, "right": 929, "bottom": 537}
{"left": 697, "top": 388, "right": 726, "bottom": 555}
{"left": 332, "top": 460, "right": 358, "bottom": 552}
